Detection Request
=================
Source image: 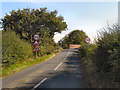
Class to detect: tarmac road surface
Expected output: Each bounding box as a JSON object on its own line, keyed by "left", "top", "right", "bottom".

{"left": 2, "top": 48, "right": 87, "bottom": 89}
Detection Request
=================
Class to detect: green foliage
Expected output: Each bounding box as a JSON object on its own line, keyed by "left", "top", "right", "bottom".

{"left": 38, "top": 46, "right": 46, "bottom": 56}
{"left": 78, "top": 24, "right": 120, "bottom": 88}
{"left": 2, "top": 53, "right": 55, "bottom": 77}
{"left": 1, "top": 7, "right": 65, "bottom": 77}
{"left": 78, "top": 43, "right": 97, "bottom": 88}
{"left": 1, "top": 8, "right": 67, "bottom": 42}
{"left": 1, "top": 7, "right": 66, "bottom": 69}
{"left": 2, "top": 30, "right": 33, "bottom": 68}
{"left": 95, "top": 25, "right": 120, "bottom": 83}
{"left": 78, "top": 43, "right": 87, "bottom": 57}
{"left": 61, "top": 30, "right": 87, "bottom": 48}
{"left": 68, "top": 30, "right": 87, "bottom": 44}
{"left": 37, "top": 45, "right": 55, "bottom": 56}
{"left": 78, "top": 43, "right": 97, "bottom": 59}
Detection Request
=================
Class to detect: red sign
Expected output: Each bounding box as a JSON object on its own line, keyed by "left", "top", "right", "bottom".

{"left": 33, "top": 34, "right": 39, "bottom": 41}
{"left": 34, "top": 46, "right": 40, "bottom": 52}
{"left": 85, "top": 37, "right": 90, "bottom": 44}
{"left": 33, "top": 41, "right": 40, "bottom": 46}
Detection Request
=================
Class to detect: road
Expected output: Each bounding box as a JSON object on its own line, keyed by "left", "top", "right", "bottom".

{"left": 2, "top": 48, "right": 87, "bottom": 89}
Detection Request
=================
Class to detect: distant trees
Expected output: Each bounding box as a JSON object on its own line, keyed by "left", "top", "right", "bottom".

{"left": 61, "top": 30, "right": 88, "bottom": 48}
{"left": 1, "top": 8, "right": 67, "bottom": 42}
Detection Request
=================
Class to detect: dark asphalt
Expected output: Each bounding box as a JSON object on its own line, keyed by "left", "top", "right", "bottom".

{"left": 2, "top": 48, "right": 87, "bottom": 89}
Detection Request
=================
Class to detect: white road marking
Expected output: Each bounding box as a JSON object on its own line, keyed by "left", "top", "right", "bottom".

{"left": 54, "top": 62, "right": 62, "bottom": 70}
{"left": 32, "top": 78, "right": 47, "bottom": 89}
{"left": 63, "top": 50, "right": 70, "bottom": 61}
{"left": 32, "top": 50, "right": 71, "bottom": 89}
{"left": 54, "top": 50, "right": 71, "bottom": 70}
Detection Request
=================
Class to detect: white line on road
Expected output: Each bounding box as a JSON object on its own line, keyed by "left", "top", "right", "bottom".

{"left": 32, "top": 78, "right": 47, "bottom": 90}
{"left": 63, "top": 50, "right": 70, "bottom": 61}
{"left": 32, "top": 50, "right": 71, "bottom": 89}
{"left": 54, "top": 62, "right": 62, "bottom": 70}
{"left": 54, "top": 50, "right": 71, "bottom": 71}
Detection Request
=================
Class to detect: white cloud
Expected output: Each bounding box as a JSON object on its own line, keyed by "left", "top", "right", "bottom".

{"left": 53, "top": 33, "right": 65, "bottom": 43}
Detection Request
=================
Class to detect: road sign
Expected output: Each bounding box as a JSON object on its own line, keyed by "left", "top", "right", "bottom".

{"left": 33, "top": 34, "right": 39, "bottom": 41}
{"left": 33, "top": 41, "right": 40, "bottom": 46}
{"left": 85, "top": 37, "right": 90, "bottom": 44}
{"left": 34, "top": 46, "right": 39, "bottom": 52}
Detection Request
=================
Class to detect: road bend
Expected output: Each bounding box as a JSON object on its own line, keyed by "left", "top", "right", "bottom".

{"left": 2, "top": 48, "right": 87, "bottom": 89}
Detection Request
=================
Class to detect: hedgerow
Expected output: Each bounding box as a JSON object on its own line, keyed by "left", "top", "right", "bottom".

{"left": 95, "top": 25, "right": 120, "bottom": 85}
{"left": 2, "top": 30, "right": 33, "bottom": 68}
{"left": 78, "top": 24, "right": 120, "bottom": 88}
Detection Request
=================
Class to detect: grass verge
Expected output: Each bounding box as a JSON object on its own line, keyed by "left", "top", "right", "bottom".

{"left": 2, "top": 49, "right": 62, "bottom": 78}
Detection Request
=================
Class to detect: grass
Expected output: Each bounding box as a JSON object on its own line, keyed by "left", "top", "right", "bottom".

{"left": 2, "top": 49, "right": 62, "bottom": 78}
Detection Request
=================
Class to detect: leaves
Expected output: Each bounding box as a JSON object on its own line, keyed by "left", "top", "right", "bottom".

{"left": 2, "top": 30, "right": 33, "bottom": 68}
{"left": 1, "top": 7, "right": 67, "bottom": 42}
{"left": 61, "top": 30, "right": 87, "bottom": 48}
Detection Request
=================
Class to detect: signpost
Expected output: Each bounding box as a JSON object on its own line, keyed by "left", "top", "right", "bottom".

{"left": 85, "top": 37, "right": 90, "bottom": 48}
{"left": 33, "top": 34, "right": 39, "bottom": 41}
{"left": 33, "top": 41, "right": 40, "bottom": 46}
{"left": 34, "top": 46, "right": 40, "bottom": 52}
{"left": 33, "top": 34, "right": 40, "bottom": 57}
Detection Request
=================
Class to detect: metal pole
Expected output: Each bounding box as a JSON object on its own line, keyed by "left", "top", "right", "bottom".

{"left": 36, "top": 51, "right": 37, "bottom": 58}
{"left": 87, "top": 44, "right": 88, "bottom": 48}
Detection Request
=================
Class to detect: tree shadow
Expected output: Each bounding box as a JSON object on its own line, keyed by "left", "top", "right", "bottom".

{"left": 17, "top": 49, "right": 87, "bottom": 89}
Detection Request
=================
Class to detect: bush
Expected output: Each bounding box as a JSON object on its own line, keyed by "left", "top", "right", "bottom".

{"left": 78, "top": 43, "right": 87, "bottom": 57}
{"left": 95, "top": 25, "right": 120, "bottom": 74}
{"left": 78, "top": 43, "right": 97, "bottom": 59}
{"left": 44, "top": 45, "right": 55, "bottom": 55}
{"left": 94, "top": 25, "right": 120, "bottom": 87}
{"left": 38, "top": 46, "right": 46, "bottom": 56}
{"left": 78, "top": 24, "right": 120, "bottom": 88}
{"left": 2, "top": 30, "right": 33, "bottom": 68}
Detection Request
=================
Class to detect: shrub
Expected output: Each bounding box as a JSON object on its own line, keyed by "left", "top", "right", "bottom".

{"left": 2, "top": 30, "right": 33, "bottom": 68}
{"left": 37, "top": 45, "right": 55, "bottom": 57}
{"left": 95, "top": 25, "right": 120, "bottom": 73}
{"left": 94, "top": 25, "right": 120, "bottom": 86}
{"left": 44, "top": 45, "right": 55, "bottom": 55}
{"left": 78, "top": 43, "right": 87, "bottom": 58}
{"left": 78, "top": 43, "right": 97, "bottom": 59}
{"left": 38, "top": 46, "right": 46, "bottom": 56}
{"left": 78, "top": 24, "right": 120, "bottom": 88}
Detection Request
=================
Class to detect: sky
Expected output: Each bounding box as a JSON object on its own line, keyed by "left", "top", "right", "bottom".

{"left": 1, "top": 1, "right": 118, "bottom": 43}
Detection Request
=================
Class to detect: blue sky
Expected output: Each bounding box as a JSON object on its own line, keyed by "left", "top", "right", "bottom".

{"left": 1, "top": 2, "right": 118, "bottom": 43}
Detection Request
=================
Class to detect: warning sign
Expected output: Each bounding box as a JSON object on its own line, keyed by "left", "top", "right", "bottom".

{"left": 33, "top": 41, "right": 40, "bottom": 46}
{"left": 34, "top": 46, "right": 39, "bottom": 52}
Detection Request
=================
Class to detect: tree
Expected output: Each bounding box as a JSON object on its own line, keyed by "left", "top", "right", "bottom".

{"left": 61, "top": 30, "right": 88, "bottom": 48}
{"left": 68, "top": 30, "right": 87, "bottom": 44}
{"left": 1, "top": 8, "right": 67, "bottom": 42}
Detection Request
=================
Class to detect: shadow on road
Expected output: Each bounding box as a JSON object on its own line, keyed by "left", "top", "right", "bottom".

{"left": 17, "top": 49, "right": 87, "bottom": 88}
